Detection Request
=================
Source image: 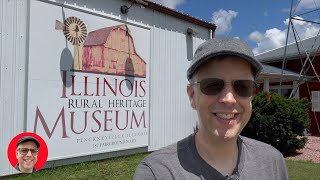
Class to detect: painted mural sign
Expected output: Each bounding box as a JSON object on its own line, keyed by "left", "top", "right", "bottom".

{"left": 27, "top": 1, "right": 149, "bottom": 160}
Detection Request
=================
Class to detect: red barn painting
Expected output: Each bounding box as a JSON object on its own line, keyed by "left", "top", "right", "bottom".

{"left": 80, "top": 24, "right": 146, "bottom": 77}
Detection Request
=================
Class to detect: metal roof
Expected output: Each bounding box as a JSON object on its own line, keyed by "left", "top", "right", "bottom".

{"left": 256, "top": 35, "right": 320, "bottom": 63}
{"left": 132, "top": 0, "right": 216, "bottom": 32}
{"left": 260, "top": 64, "right": 300, "bottom": 76}
{"left": 258, "top": 64, "right": 311, "bottom": 82}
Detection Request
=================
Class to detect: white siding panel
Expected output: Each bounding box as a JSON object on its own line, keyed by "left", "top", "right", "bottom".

{"left": 148, "top": 11, "right": 208, "bottom": 151}
{"left": 0, "top": 0, "right": 29, "bottom": 176}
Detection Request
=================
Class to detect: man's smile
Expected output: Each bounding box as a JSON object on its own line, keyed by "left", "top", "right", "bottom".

{"left": 215, "top": 113, "right": 235, "bottom": 120}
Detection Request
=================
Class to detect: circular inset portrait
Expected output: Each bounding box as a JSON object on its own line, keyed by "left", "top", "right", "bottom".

{"left": 7, "top": 132, "right": 48, "bottom": 173}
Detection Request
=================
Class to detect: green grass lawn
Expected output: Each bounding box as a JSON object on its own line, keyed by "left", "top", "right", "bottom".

{"left": 286, "top": 160, "right": 320, "bottom": 180}
{"left": 6, "top": 153, "right": 320, "bottom": 180}
{"left": 6, "top": 153, "right": 149, "bottom": 180}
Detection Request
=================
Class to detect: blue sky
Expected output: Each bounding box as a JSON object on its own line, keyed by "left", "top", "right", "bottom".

{"left": 152, "top": 0, "right": 320, "bottom": 54}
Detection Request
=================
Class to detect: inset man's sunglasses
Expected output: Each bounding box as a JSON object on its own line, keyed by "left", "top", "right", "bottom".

{"left": 191, "top": 78, "right": 258, "bottom": 97}
{"left": 17, "top": 148, "right": 39, "bottom": 155}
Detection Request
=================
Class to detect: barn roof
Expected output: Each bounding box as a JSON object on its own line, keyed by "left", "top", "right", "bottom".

{"left": 83, "top": 25, "right": 125, "bottom": 46}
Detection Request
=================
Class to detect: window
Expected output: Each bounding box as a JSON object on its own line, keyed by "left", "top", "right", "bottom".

{"left": 312, "top": 91, "right": 320, "bottom": 112}
{"left": 270, "top": 88, "right": 294, "bottom": 98}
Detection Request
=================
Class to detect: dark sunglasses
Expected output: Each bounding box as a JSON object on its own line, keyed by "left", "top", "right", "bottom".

{"left": 17, "top": 148, "right": 39, "bottom": 155}
{"left": 192, "top": 78, "right": 258, "bottom": 97}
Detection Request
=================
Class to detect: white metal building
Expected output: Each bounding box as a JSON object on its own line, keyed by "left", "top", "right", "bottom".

{"left": 0, "top": 0, "right": 215, "bottom": 176}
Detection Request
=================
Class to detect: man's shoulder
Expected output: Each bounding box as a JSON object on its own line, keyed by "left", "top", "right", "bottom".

{"left": 142, "top": 135, "right": 191, "bottom": 164}
{"left": 239, "top": 136, "right": 283, "bottom": 156}
{"left": 145, "top": 143, "right": 178, "bottom": 160}
{"left": 14, "top": 164, "right": 20, "bottom": 171}
{"left": 134, "top": 135, "right": 196, "bottom": 179}
{"left": 238, "top": 136, "right": 289, "bottom": 179}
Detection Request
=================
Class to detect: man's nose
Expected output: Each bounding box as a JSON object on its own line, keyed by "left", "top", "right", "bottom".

{"left": 26, "top": 150, "right": 33, "bottom": 156}
{"left": 218, "top": 85, "right": 237, "bottom": 104}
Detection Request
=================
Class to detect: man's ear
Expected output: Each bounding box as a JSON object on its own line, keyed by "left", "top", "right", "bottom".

{"left": 187, "top": 84, "right": 196, "bottom": 109}
{"left": 16, "top": 150, "right": 19, "bottom": 159}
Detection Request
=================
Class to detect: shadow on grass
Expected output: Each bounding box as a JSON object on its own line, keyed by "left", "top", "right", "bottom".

{"left": 284, "top": 151, "right": 303, "bottom": 158}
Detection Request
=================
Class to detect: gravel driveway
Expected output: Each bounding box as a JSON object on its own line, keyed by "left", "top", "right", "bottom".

{"left": 285, "top": 136, "right": 320, "bottom": 163}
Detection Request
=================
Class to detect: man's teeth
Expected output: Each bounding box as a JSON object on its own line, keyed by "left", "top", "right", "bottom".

{"left": 216, "top": 113, "right": 235, "bottom": 119}
{"left": 24, "top": 159, "right": 33, "bottom": 162}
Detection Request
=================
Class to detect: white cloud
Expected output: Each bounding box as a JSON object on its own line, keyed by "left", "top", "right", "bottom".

{"left": 250, "top": 16, "right": 320, "bottom": 54}
{"left": 296, "top": 0, "right": 320, "bottom": 11}
{"left": 284, "top": 16, "right": 304, "bottom": 26}
{"left": 151, "top": 0, "right": 186, "bottom": 9}
{"left": 249, "top": 28, "right": 286, "bottom": 54}
{"left": 249, "top": 31, "right": 264, "bottom": 42}
{"left": 211, "top": 9, "right": 238, "bottom": 35}
{"left": 290, "top": 16, "right": 320, "bottom": 39}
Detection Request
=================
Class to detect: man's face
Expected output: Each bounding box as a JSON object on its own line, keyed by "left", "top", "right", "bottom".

{"left": 187, "top": 57, "right": 254, "bottom": 142}
{"left": 16, "top": 141, "right": 38, "bottom": 173}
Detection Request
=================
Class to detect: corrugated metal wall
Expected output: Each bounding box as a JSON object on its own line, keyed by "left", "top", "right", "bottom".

{"left": 0, "top": 0, "right": 29, "bottom": 175}
{"left": 0, "top": 0, "right": 211, "bottom": 176}
{"left": 148, "top": 14, "right": 208, "bottom": 151}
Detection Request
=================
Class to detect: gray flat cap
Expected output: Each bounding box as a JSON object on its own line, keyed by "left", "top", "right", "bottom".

{"left": 16, "top": 136, "right": 40, "bottom": 148}
{"left": 187, "top": 38, "right": 263, "bottom": 80}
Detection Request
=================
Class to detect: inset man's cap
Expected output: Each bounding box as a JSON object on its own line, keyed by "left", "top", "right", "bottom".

{"left": 16, "top": 136, "right": 40, "bottom": 148}
{"left": 187, "top": 38, "right": 263, "bottom": 80}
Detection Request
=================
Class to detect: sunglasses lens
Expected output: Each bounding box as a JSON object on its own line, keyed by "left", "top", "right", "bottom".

{"left": 197, "top": 78, "right": 256, "bottom": 97}
{"left": 233, "top": 80, "right": 256, "bottom": 97}
{"left": 200, "top": 78, "right": 224, "bottom": 95}
{"left": 21, "top": 149, "right": 29, "bottom": 154}
{"left": 19, "top": 148, "right": 38, "bottom": 155}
